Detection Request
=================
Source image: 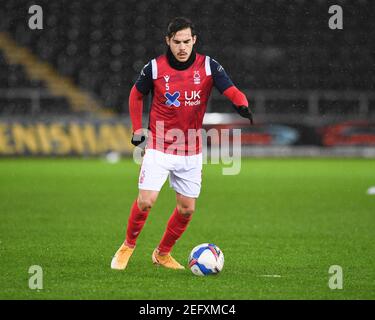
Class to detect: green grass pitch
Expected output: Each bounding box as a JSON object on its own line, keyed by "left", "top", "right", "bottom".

{"left": 0, "top": 157, "right": 374, "bottom": 299}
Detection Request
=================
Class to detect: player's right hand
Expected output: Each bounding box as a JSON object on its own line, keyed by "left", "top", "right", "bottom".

{"left": 131, "top": 133, "right": 147, "bottom": 147}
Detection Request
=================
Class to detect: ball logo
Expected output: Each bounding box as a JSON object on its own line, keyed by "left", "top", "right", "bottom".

{"left": 165, "top": 91, "right": 180, "bottom": 107}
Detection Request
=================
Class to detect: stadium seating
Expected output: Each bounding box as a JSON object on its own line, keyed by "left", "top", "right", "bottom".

{"left": 0, "top": 0, "right": 374, "bottom": 115}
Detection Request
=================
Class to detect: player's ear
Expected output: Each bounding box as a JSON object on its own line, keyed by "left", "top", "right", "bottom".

{"left": 192, "top": 35, "right": 197, "bottom": 45}
{"left": 165, "top": 36, "right": 170, "bottom": 46}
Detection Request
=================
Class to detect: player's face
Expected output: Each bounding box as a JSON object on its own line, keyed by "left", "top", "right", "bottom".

{"left": 166, "top": 28, "right": 196, "bottom": 62}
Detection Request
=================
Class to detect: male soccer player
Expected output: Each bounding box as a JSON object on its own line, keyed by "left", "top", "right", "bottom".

{"left": 111, "top": 17, "right": 253, "bottom": 270}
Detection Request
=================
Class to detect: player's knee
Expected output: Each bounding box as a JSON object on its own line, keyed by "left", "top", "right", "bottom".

{"left": 177, "top": 205, "right": 195, "bottom": 217}
{"left": 137, "top": 198, "right": 154, "bottom": 211}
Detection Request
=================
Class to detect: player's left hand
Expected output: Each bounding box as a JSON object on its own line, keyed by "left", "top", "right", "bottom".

{"left": 233, "top": 105, "right": 254, "bottom": 125}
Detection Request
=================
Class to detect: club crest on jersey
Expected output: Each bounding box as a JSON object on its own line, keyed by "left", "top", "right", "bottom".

{"left": 193, "top": 71, "right": 200, "bottom": 84}
{"left": 165, "top": 91, "right": 180, "bottom": 107}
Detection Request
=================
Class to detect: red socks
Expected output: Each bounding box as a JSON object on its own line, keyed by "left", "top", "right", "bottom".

{"left": 124, "top": 202, "right": 192, "bottom": 254}
{"left": 125, "top": 200, "right": 150, "bottom": 247}
{"left": 158, "top": 207, "right": 192, "bottom": 255}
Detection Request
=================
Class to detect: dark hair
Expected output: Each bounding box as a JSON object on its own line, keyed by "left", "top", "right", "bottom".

{"left": 166, "top": 17, "right": 196, "bottom": 38}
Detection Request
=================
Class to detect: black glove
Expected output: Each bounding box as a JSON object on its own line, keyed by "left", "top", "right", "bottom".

{"left": 131, "top": 132, "right": 147, "bottom": 147}
{"left": 233, "top": 105, "right": 254, "bottom": 125}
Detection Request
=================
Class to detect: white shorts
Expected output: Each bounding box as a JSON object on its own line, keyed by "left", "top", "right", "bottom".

{"left": 138, "top": 149, "right": 203, "bottom": 198}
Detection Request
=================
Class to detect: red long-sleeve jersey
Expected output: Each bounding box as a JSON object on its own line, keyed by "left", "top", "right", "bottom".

{"left": 129, "top": 53, "right": 248, "bottom": 155}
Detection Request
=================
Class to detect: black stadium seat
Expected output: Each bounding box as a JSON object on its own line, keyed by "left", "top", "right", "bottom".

{"left": 0, "top": 0, "right": 374, "bottom": 115}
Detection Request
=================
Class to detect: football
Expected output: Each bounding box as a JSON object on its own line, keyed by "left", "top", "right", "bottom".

{"left": 188, "top": 243, "right": 224, "bottom": 276}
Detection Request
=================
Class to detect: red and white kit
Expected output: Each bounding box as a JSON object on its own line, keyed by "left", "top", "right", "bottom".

{"left": 129, "top": 52, "right": 248, "bottom": 197}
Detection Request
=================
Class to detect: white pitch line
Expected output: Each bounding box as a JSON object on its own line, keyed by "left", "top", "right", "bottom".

{"left": 258, "top": 275, "right": 282, "bottom": 278}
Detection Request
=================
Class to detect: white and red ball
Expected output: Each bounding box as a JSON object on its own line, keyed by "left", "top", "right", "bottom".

{"left": 188, "top": 243, "right": 224, "bottom": 276}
